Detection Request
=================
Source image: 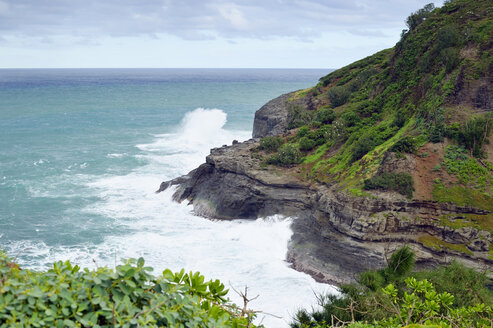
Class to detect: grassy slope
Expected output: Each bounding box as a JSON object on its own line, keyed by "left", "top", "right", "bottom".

{"left": 256, "top": 0, "right": 493, "bottom": 255}
{"left": 267, "top": 0, "right": 492, "bottom": 202}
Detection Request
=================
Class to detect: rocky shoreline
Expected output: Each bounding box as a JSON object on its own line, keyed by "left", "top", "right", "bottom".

{"left": 158, "top": 92, "right": 493, "bottom": 285}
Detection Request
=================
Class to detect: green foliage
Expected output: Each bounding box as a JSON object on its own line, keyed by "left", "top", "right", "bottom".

{"left": 379, "top": 277, "right": 492, "bottom": 327}
{"left": 405, "top": 3, "right": 435, "bottom": 31}
{"left": 454, "top": 116, "right": 492, "bottom": 158}
{"left": 297, "top": 126, "right": 310, "bottom": 138}
{"left": 363, "top": 172, "right": 414, "bottom": 198}
{"left": 327, "top": 86, "right": 351, "bottom": 108}
{"left": 288, "top": 104, "right": 313, "bottom": 129}
{"left": 438, "top": 145, "right": 493, "bottom": 198}
{"left": 437, "top": 24, "right": 460, "bottom": 50}
{"left": 283, "top": 0, "right": 492, "bottom": 198}
{"left": 412, "top": 261, "right": 493, "bottom": 308}
{"left": 267, "top": 143, "right": 302, "bottom": 166}
{"left": 0, "top": 250, "right": 256, "bottom": 328}
{"left": 349, "top": 124, "right": 398, "bottom": 163}
{"left": 351, "top": 136, "right": 377, "bottom": 163}
{"left": 433, "top": 182, "right": 493, "bottom": 211}
{"left": 341, "top": 111, "right": 361, "bottom": 128}
{"left": 389, "top": 136, "right": 419, "bottom": 153}
{"left": 290, "top": 248, "right": 493, "bottom": 328}
{"left": 299, "top": 137, "right": 317, "bottom": 151}
{"left": 384, "top": 246, "right": 415, "bottom": 281}
{"left": 420, "top": 107, "right": 446, "bottom": 143}
{"left": 440, "top": 47, "right": 460, "bottom": 72}
{"left": 315, "top": 108, "right": 336, "bottom": 124}
{"left": 358, "top": 271, "right": 385, "bottom": 292}
{"left": 259, "top": 136, "right": 284, "bottom": 152}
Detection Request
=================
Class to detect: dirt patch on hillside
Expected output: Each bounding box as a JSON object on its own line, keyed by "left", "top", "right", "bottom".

{"left": 412, "top": 142, "right": 457, "bottom": 200}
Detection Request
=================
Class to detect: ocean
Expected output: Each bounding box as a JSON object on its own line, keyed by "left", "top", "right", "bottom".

{"left": 0, "top": 68, "right": 336, "bottom": 327}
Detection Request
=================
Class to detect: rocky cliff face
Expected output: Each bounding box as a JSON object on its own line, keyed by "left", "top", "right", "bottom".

{"left": 158, "top": 98, "right": 493, "bottom": 285}
{"left": 252, "top": 93, "right": 292, "bottom": 138}
{"left": 159, "top": 0, "right": 493, "bottom": 283}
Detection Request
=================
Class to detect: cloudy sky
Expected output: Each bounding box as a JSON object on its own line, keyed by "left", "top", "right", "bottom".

{"left": 0, "top": 0, "right": 444, "bottom": 68}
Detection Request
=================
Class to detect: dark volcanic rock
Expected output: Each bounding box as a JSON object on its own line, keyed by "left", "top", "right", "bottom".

{"left": 252, "top": 93, "right": 293, "bottom": 138}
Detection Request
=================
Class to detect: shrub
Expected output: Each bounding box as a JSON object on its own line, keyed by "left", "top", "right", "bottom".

{"left": 380, "top": 277, "right": 493, "bottom": 327}
{"left": 306, "top": 127, "right": 329, "bottom": 146}
{"left": 413, "top": 261, "right": 493, "bottom": 308}
{"left": 406, "top": 3, "right": 434, "bottom": 30}
{"left": 390, "top": 136, "right": 419, "bottom": 153}
{"left": 315, "top": 108, "right": 336, "bottom": 124}
{"left": 327, "top": 86, "right": 351, "bottom": 108}
{"left": 363, "top": 172, "right": 414, "bottom": 198}
{"left": 440, "top": 47, "right": 460, "bottom": 72}
{"left": 351, "top": 137, "right": 376, "bottom": 162}
{"left": 456, "top": 116, "right": 492, "bottom": 158}
{"left": 299, "top": 137, "right": 316, "bottom": 151}
{"left": 437, "top": 24, "right": 460, "bottom": 50}
{"left": 383, "top": 245, "right": 415, "bottom": 281}
{"left": 267, "top": 143, "right": 302, "bottom": 166}
{"left": 290, "top": 248, "right": 493, "bottom": 328}
{"left": 297, "top": 126, "right": 310, "bottom": 138}
{"left": 341, "top": 111, "right": 361, "bottom": 128}
{"left": 287, "top": 104, "right": 313, "bottom": 129}
{"left": 422, "top": 107, "right": 446, "bottom": 143}
{"left": 0, "top": 250, "right": 255, "bottom": 328}
{"left": 391, "top": 107, "right": 411, "bottom": 128}
{"left": 259, "top": 136, "right": 284, "bottom": 152}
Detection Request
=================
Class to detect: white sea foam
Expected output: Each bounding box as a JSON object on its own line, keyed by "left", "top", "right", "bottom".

{"left": 106, "top": 153, "right": 126, "bottom": 158}
{"left": 10, "top": 108, "right": 335, "bottom": 327}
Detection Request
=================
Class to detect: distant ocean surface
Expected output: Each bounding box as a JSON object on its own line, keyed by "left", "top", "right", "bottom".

{"left": 0, "top": 68, "right": 336, "bottom": 327}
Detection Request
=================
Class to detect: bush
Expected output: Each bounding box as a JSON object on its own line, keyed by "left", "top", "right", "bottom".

{"left": 391, "top": 107, "right": 411, "bottom": 128}
{"left": 287, "top": 104, "right": 313, "bottom": 129}
{"left": 297, "top": 126, "right": 310, "bottom": 138}
{"left": 351, "top": 137, "right": 376, "bottom": 162}
{"left": 327, "top": 86, "right": 351, "bottom": 108}
{"left": 363, "top": 172, "right": 414, "bottom": 198}
{"left": 437, "top": 24, "right": 460, "bottom": 50}
{"left": 315, "top": 108, "right": 336, "bottom": 124}
{"left": 267, "top": 143, "right": 302, "bottom": 166}
{"left": 456, "top": 116, "right": 492, "bottom": 158}
{"left": 413, "top": 261, "right": 493, "bottom": 308}
{"left": 390, "top": 136, "right": 419, "bottom": 153}
{"left": 341, "top": 111, "right": 361, "bottom": 128}
{"left": 406, "top": 3, "right": 434, "bottom": 30}
{"left": 307, "top": 127, "right": 330, "bottom": 146}
{"left": 440, "top": 47, "right": 460, "bottom": 72}
{"left": 299, "top": 136, "right": 316, "bottom": 151}
{"left": 290, "top": 248, "right": 493, "bottom": 328}
{"left": 0, "top": 250, "right": 256, "bottom": 328}
{"left": 259, "top": 136, "right": 284, "bottom": 152}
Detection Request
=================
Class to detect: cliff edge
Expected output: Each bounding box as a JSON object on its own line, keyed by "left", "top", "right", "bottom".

{"left": 159, "top": 0, "right": 493, "bottom": 285}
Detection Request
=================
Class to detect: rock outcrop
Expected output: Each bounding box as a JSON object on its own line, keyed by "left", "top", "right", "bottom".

{"left": 252, "top": 93, "right": 292, "bottom": 138}
{"left": 158, "top": 0, "right": 493, "bottom": 283}
{"left": 159, "top": 137, "right": 493, "bottom": 285}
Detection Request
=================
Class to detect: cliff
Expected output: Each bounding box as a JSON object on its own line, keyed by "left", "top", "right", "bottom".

{"left": 159, "top": 0, "right": 493, "bottom": 285}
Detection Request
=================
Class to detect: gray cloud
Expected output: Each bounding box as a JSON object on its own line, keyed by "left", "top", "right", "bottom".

{"left": 0, "top": 0, "right": 442, "bottom": 42}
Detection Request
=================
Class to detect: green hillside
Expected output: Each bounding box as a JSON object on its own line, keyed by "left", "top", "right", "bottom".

{"left": 261, "top": 0, "right": 492, "bottom": 211}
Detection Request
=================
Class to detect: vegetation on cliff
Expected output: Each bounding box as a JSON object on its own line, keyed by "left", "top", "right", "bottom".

{"left": 0, "top": 249, "right": 258, "bottom": 328}
{"left": 252, "top": 0, "right": 493, "bottom": 257}
{"left": 258, "top": 0, "right": 492, "bottom": 201}
{"left": 291, "top": 247, "right": 493, "bottom": 328}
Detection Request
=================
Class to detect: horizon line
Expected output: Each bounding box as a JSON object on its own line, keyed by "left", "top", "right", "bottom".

{"left": 0, "top": 67, "right": 335, "bottom": 70}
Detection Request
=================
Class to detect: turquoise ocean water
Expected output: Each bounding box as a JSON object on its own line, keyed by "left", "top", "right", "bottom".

{"left": 0, "top": 68, "right": 336, "bottom": 327}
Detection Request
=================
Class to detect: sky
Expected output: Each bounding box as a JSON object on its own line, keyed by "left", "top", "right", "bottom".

{"left": 0, "top": 0, "right": 445, "bottom": 69}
